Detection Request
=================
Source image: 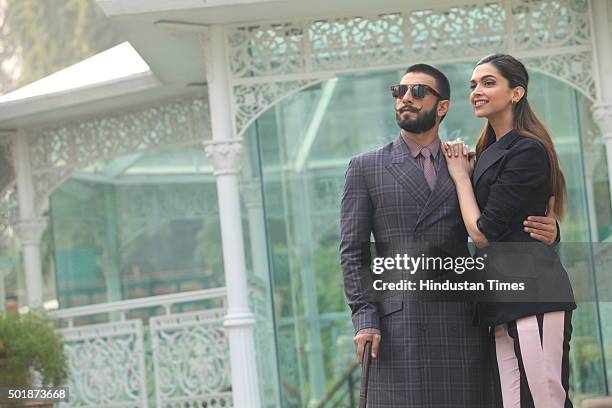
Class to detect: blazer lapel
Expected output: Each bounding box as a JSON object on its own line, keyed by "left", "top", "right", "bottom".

{"left": 385, "top": 136, "right": 431, "bottom": 209}
{"left": 472, "top": 131, "right": 520, "bottom": 186}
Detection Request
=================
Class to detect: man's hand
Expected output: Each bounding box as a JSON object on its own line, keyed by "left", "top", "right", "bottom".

{"left": 354, "top": 328, "right": 381, "bottom": 365}
{"left": 523, "top": 196, "right": 558, "bottom": 244}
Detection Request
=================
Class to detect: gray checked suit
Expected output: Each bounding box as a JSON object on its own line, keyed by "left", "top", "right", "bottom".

{"left": 340, "top": 135, "right": 494, "bottom": 407}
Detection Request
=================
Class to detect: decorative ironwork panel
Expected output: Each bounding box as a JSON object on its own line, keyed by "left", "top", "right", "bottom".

{"left": 150, "top": 308, "right": 232, "bottom": 407}
{"left": 523, "top": 51, "right": 595, "bottom": 100}
{"left": 226, "top": 0, "right": 595, "bottom": 131}
{"left": 234, "top": 79, "right": 322, "bottom": 136}
{"left": 511, "top": 0, "right": 590, "bottom": 50}
{"left": 59, "top": 319, "right": 148, "bottom": 408}
{"left": 227, "top": 0, "right": 591, "bottom": 79}
{"left": 29, "top": 97, "right": 210, "bottom": 173}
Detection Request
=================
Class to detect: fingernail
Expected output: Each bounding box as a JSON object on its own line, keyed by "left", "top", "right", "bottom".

{"left": 372, "top": 353, "right": 377, "bottom": 358}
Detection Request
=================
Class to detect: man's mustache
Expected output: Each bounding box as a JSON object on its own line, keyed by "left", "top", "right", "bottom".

{"left": 396, "top": 105, "right": 421, "bottom": 113}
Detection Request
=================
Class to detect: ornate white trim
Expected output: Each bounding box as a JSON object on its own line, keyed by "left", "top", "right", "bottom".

{"left": 59, "top": 319, "right": 148, "bottom": 408}
{"left": 592, "top": 102, "right": 612, "bottom": 138}
{"left": 204, "top": 139, "right": 243, "bottom": 176}
{"left": 16, "top": 96, "right": 210, "bottom": 216}
{"left": 150, "top": 308, "right": 232, "bottom": 408}
{"left": 11, "top": 217, "right": 47, "bottom": 245}
{"left": 225, "top": 0, "right": 596, "bottom": 131}
{"left": 234, "top": 79, "right": 325, "bottom": 136}
{"left": 29, "top": 97, "right": 210, "bottom": 172}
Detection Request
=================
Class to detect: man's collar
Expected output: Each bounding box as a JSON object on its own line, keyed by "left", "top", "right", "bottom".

{"left": 401, "top": 133, "right": 441, "bottom": 158}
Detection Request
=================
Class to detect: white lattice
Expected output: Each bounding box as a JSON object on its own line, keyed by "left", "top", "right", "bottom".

{"left": 510, "top": 0, "right": 590, "bottom": 49}
{"left": 228, "top": 0, "right": 592, "bottom": 77}
{"left": 59, "top": 320, "right": 148, "bottom": 408}
{"left": 150, "top": 308, "right": 232, "bottom": 408}
{"left": 234, "top": 79, "right": 323, "bottom": 136}
{"left": 25, "top": 97, "right": 210, "bottom": 214}
{"left": 226, "top": 0, "right": 596, "bottom": 130}
{"left": 523, "top": 51, "right": 595, "bottom": 101}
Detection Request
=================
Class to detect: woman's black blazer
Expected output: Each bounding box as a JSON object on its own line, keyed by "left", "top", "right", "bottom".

{"left": 471, "top": 129, "right": 575, "bottom": 327}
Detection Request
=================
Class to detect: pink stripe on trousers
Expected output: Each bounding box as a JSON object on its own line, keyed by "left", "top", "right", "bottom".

{"left": 495, "top": 311, "right": 568, "bottom": 407}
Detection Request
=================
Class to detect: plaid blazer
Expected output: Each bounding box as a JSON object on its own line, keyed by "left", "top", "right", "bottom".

{"left": 340, "top": 135, "right": 495, "bottom": 407}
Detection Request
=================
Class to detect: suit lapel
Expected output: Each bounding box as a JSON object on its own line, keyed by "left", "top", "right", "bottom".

{"left": 385, "top": 136, "right": 431, "bottom": 209}
{"left": 415, "top": 154, "right": 455, "bottom": 228}
{"left": 472, "top": 131, "right": 520, "bottom": 186}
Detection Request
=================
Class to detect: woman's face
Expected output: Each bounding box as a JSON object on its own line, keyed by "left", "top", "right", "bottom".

{"left": 469, "top": 63, "right": 521, "bottom": 118}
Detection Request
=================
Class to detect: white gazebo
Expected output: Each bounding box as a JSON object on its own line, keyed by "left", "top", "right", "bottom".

{"left": 0, "top": 0, "right": 611, "bottom": 406}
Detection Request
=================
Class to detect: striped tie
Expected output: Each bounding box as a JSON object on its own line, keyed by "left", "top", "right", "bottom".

{"left": 420, "top": 147, "right": 436, "bottom": 192}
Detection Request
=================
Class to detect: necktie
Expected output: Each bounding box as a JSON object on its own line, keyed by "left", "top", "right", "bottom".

{"left": 420, "top": 147, "right": 436, "bottom": 192}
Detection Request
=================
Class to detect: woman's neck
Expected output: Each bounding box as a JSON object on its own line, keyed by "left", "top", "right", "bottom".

{"left": 487, "top": 108, "right": 514, "bottom": 140}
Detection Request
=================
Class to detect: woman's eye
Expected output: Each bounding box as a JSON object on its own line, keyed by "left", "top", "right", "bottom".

{"left": 469, "top": 84, "right": 476, "bottom": 90}
{"left": 484, "top": 81, "right": 495, "bottom": 86}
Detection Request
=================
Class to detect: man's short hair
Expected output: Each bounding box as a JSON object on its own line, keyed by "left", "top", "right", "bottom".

{"left": 405, "top": 64, "right": 451, "bottom": 101}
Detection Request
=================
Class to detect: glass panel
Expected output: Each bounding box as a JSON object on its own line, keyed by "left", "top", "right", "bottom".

{"left": 48, "top": 147, "right": 225, "bottom": 308}
{"left": 250, "top": 66, "right": 608, "bottom": 406}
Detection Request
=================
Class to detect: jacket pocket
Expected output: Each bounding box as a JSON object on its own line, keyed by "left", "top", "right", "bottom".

{"left": 378, "top": 297, "right": 403, "bottom": 317}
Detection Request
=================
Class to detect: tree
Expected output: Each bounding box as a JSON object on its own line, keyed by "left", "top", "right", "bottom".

{"left": 4, "top": 0, "right": 123, "bottom": 88}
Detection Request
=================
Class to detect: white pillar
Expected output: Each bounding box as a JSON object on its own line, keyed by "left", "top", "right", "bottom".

{"left": 12, "top": 218, "right": 46, "bottom": 308}
{"left": 11, "top": 132, "right": 46, "bottom": 308}
{"left": 203, "top": 24, "right": 261, "bottom": 408}
{"left": 590, "top": 0, "right": 612, "bottom": 203}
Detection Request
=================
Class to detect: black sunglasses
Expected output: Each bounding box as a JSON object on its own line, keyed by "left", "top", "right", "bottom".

{"left": 390, "top": 84, "right": 447, "bottom": 100}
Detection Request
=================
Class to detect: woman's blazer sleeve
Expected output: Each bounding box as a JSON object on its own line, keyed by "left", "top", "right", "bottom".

{"left": 477, "top": 139, "right": 550, "bottom": 241}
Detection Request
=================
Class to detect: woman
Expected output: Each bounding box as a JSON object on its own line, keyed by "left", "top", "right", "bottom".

{"left": 443, "top": 54, "right": 576, "bottom": 407}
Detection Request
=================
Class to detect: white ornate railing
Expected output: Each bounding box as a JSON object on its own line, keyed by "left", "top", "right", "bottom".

{"left": 50, "top": 287, "right": 231, "bottom": 408}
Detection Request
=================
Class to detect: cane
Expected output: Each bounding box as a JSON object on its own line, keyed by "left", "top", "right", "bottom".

{"left": 359, "top": 340, "right": 373, "bottom": 408}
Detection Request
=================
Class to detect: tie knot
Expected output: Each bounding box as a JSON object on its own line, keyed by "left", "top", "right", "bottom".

{"left": 420, "top": 147, "right": 432, "bottom": 158}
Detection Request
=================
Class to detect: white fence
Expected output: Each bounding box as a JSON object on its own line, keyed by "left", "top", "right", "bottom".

{"left": 50, "top": 287, "right": 232, "bottom": 408}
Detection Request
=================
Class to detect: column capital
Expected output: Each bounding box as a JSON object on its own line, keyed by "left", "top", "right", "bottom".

{"left": 204, "top": 139, "right": 243, "bottom": 176}
{"left": 592, "top": 102, "right": 612, "bottom": 139}
{"left": 12, "top": 218, "right": 47, "bottom": 245}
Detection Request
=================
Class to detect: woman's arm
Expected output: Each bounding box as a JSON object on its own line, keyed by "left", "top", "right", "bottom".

{"left": 444, "top": 139, "right": 550, "bottom": 245}
{"left": 452, "top": 173, "right": 489, "bottom": 246}
{"left": 443, "top": 142, "right": 488, "bottom": 246}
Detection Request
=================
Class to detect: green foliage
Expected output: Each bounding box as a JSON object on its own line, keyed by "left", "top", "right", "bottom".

{"left": 0, "top": 311, "right": 68, "bottom": 387}
{"left": 5, "top": 0, "right": 123, "bottom": 86}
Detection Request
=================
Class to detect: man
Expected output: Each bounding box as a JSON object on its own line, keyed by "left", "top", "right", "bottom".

{"left": 339, "top": 64, "right": 559, "bottom": 407}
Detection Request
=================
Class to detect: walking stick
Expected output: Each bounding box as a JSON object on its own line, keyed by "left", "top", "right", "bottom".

{"left": 359, "top": 340, "right": 372, "bottom": 408}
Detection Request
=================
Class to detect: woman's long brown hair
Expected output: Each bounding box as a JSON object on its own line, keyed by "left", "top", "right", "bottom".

{"left": 474, "top": 54, "right": 566, "bottom": 220}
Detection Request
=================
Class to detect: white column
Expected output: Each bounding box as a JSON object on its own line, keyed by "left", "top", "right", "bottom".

{"left": 203, "top": 24, "right": 261, "bottom": 408}
{"left": 590, "top": 0, "right": 612, "bottom": 202}
{"left": 11, "top": 132, "right": 46, "bottom": 308}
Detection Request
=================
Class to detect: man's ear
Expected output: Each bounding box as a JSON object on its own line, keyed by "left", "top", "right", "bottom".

{"left": 438, "top": 99, "right": 450, "bottom": 118}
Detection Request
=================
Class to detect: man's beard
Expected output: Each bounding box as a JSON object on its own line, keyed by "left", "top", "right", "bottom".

{"left": 396, "top": 101, "right": 439, "bottom": 133}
